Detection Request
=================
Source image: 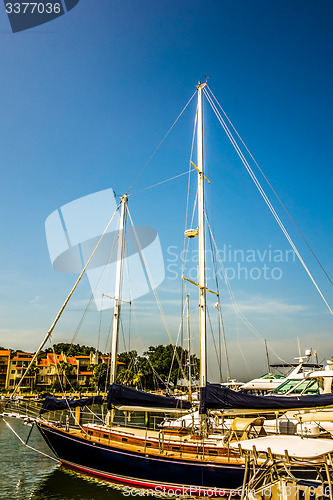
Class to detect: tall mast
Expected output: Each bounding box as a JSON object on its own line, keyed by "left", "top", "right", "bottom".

{"left": 197, "top": 81, "right": 207, "bottom": 387}
{"left": 186, "top": 294, "right": 192, "bottom": 391}
{"left": 110, "top": 194, "right": 128, "bottom": 384}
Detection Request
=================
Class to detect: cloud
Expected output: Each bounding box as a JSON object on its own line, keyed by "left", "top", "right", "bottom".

{"left": 29, "top": 295, "right": 41, "bottom": 305}
{"left": 222, "top": 296, "right": 304, "bottom": 316}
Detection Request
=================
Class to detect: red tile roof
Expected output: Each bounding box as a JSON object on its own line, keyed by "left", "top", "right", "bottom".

{"left": 67, "top": 357, "right": 78, "bottom": 366}
{"left": 12, "top": 356, "right": 33, "bottom": 362}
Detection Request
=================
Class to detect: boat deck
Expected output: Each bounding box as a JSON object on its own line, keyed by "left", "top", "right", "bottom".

{"left": 41, "top": 420, "right": 244, "bottom": 465}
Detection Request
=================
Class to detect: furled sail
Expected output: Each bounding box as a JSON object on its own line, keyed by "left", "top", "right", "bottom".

{"left": 107, "top": 383, "right": 191, "bottom": 410}
{"left": 200, "top": 383, "right": 333, "bottom": 413}
{"left": 40, "top": 395, "right": 104, "bottom": 414}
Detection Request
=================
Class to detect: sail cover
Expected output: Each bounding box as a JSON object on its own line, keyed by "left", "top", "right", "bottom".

{"left": 40, "top": 395, "right": 104, "bottom": 414}
{"left": 107, "top": 383, "right": 191, "bottom": 410}
{"left": 200, "top": 384, "right": 333, "bottom": 414}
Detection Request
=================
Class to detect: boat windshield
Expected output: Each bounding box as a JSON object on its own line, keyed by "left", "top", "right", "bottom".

{"left": 273, "top": 378, "right": 320, "bottom": 395}
{"left": 258, "top": 373, "right": 284, "bottom": 380}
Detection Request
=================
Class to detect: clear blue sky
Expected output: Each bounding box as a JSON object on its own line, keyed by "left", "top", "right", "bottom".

{"left": 0, "top": 0, "right": 332, "bottom": 381}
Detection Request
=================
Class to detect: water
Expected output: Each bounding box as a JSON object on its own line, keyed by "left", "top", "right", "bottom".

{"left": 0, "top": 417, "right": 126, "bottom": 500}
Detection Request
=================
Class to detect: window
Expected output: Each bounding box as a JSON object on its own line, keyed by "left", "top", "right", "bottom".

{"left": 273, "top": 378, "right": 320, "bottom": 396}
{"left": 272, "top": 379, "right": 301, "bottom": 395}
{"left": 293, "top": 379, "right": 320, "bottom": 395}
{"left": 11, "top": 370, "right": 15, "bottom": 374}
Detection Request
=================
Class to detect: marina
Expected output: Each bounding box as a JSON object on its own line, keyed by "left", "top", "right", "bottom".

{"left": 2, "top": 81, "right": 333, "bottom": 499}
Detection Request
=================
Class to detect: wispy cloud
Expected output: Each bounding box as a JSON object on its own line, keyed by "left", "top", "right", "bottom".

{"left": 29, "top": 295, "right": 41, "bottom": 305}
{"left": 222, "top": 296, "right": 304, "bottom": 316}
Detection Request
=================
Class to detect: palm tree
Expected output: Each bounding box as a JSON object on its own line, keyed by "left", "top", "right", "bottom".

{"left": 57, "top": 361, "right": 76, "bottom": 389}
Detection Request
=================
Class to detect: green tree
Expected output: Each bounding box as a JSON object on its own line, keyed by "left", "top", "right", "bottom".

{"left": 92, "top": 363, "right": 108, "bottom": 390}
{"left": 26, "top": 365, "right": 39, "bottom": 391}
{"left": 57, "top": 360, "right": 76, "bottom": 389}
{"left": 116, "top": 345, "right": 200, "bottom": 391}
{"left": 45, "top": 343, "right": 97, "bottom": 357}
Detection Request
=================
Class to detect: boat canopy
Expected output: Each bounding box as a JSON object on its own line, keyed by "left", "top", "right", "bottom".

{"left": 40, "top": 395, "right": 104, "bottom": 414}
{"left": 107, "top": 383, "right": 191, "bottom": 410}
{"left": 200, "top": 383, "right": 333, "bottom": 414}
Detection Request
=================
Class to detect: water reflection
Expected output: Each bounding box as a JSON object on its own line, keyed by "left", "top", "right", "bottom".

{"left": 30, "top": 467, "right": 125, "bottom": 500}
{"left": 0, "top": 417, "right": 125, "bottom": 500}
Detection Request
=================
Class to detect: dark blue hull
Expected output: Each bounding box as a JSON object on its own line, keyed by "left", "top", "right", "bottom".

{"left": 36, "top": 422, "right": 246, "bottom": 495}
{"left": 37, "top": 422, "right": 316, "bottom": 496}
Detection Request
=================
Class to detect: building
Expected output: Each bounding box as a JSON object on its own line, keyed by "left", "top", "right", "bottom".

{"left": 2, "top": 349, "right": 124, "bottom": 392}
{"left": 0, "top": 350, "right": 10, "bottom": 389}
{"left": 6, "top": 352, "right": 34, "bottom": 390}
{"left": 36, "top": 353, "right": 79, "bottom": 390}
{"left": 75, "top": 354, "right": 95, "bottom": 387}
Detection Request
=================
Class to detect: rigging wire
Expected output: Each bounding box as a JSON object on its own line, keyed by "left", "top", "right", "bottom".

{"left": 126, "top": 206, "right": 189, "bottom": 387}
{"left": 168, "top": 298, "right": 190, "bottom": 388}
{"left": 136, "top": 337, "right": 174, "bottom": 391}
{"left": 203, "top": 125, "right": 230, "bottom": 382}
{"left": 205, "top": 215, "right": 292, "bottom": 367}
{"left": 9, "top": 202, "right": 121, "bottom": 401}
{"left": 129, "top": 169, "right": 195, "bottom": 197}
{"left": 181, "top": 110, "right": 198, "bottom": 360}
{"left": 206, "top": 306, "right": 223, "bottom": 381}
{"left": 126, "top": 90, "right": 197, "bottom": 195}
{"left": 206, "top": 85, "right": 333, "bottom": 288}
{"left": 205, "top": 213, "right": 231, "bottom": 381}
{"left": 49, "top": 338, "right": 87, "bottom": 432}
{"left": 236, "top": 316, "right": 254, "bottom": 380}
{"left": 203, "top": 87, "right": 333, "bottom": 317}
{"left": 2, "top": 418, "right": 59, "bottom": 463}
{"left": 98, "top": 305, "right": 103, "bottom": 354}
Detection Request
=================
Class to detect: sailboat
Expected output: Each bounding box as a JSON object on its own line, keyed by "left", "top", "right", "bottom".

{"left": 6, "top": 81, "right": 333, "bottom": 496}
{"left": 34, "top": 82, "right": 251, "bottom": 494}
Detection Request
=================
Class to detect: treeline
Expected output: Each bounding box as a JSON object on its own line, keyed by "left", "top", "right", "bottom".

{"left": 43, "top": 343, "right": 97, "bottom": 357}
{"left": 0, "top": 343, "right": 97, "bottom": 358}
{"left": 89, "top": 344, "right": 200, "bottom": 391}
{"left": 2, "top": 343, "right": 200, "bottom": 391}
{"left": 115, "top": 345, "right": 199, "bottom": 391}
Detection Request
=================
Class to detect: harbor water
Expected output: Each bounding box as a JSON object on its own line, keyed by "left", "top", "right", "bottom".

{"left": 0, "top": 417, "right": 127, "bottom": 500}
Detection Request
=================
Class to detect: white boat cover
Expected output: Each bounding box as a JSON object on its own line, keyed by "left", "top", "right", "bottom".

{"left": 230, "top": 435, "right": 333, "bottom": 458}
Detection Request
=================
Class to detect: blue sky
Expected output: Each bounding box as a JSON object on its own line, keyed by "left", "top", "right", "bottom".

{"left": 0, "top": 0, "right": 332, "bottom": 381}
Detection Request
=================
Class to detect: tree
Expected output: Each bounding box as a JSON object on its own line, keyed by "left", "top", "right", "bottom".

{"left": 26, "top": 365, "right": 39, "bottom": 391}
{"left": 56, "top": 360, "right": 76, "bottom": 389}
{"left": 45, "top": 343, "right": 97, "bottom": 357}
{"left": 116, "top": 345, "right": 200, "bottom": 391}
{"left": 92, "top": 363, "right": 108, "bottom": 390}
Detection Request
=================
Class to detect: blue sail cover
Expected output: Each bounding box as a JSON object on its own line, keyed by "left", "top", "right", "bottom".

{"left": 40, "top": 395, "right": 104, "bottom": 414}
{"left": 200, "top": 384, "right": 333, "bottom": 414}
{"left": 107, "top": 383, "right": 191, "bottom": 410}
